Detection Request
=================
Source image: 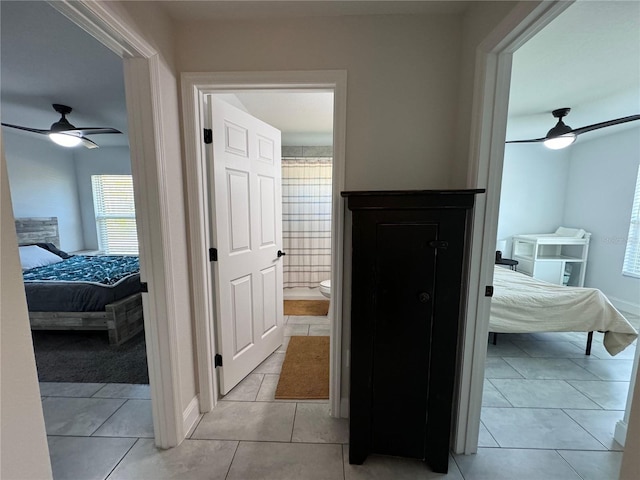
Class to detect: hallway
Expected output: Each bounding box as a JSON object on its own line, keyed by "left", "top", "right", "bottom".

{"left": 41, "top": 312, "right": 634, "bottom": 479}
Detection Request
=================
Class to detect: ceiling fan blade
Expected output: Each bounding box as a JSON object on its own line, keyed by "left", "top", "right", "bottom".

{"left": 571, "top": 114, "right": 640, "bottom": 136}
{"left": 80, "top": 137, "right": 100, "bottom": 149}
{"left": 1, "top": 123, "right": 49, "bottom": 135}
{"left": 505, "top": 137, "right": 546, "bottom": 144}
{"left": 69, "top": 127, "right": 122, "bottom": 135}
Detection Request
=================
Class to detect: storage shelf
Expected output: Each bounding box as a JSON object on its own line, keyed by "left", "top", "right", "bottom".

{"left": 533, "top": 255, "right": 585, "bottom": 262}
{"left": 512, "top": 232, "right": 590, "bottom": 287}
{"left": 514, "top": 235, "right": 588, "bottom": 245}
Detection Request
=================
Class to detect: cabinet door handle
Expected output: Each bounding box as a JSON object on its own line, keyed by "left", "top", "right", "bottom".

{"left": 277, "top": 250, "right": 286, "bottom": 258}
{"left": 418, "top": 292, "right": 431, "bottom": 303}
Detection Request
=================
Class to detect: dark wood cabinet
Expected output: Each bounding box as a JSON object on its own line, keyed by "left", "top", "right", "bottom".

{"left": 342, "top": 190, "right": 483, "bottom": 474}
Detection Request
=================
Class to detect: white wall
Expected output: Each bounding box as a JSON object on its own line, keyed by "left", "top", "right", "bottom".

{"left": 0, "top": 132, "right": 52, "bottom": 479}
{"left": 74, "top": 146, "right": 132, "bottom": 250}
{"left": 497, "top": 143, "right": 570, "bottom": 255}
{"left": 176, "top": 14, "right": 464, "bottom": 190}
{"left": 4, "top": 130, "right": 84, "bottom": 251}
{"left": 115, "top": 0, "right": 198, "bottom": 430}
{"left": 563, "top": 127, "right": 640, "bottom": 312}
{"left": 173, "top": 6, "right": 519, "bottom": 415}
{"left": 453, "top": 1, "right": 519, "bottom": 187}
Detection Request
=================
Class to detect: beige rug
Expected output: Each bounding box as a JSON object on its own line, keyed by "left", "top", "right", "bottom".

{"left": 284, "top": 300, "right": 329, "bottom": 316}
{"left": 275, "top": 336, "right": 329, "bottom": 399}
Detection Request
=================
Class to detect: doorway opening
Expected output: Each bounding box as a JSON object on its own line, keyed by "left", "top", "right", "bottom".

{"left": 474, "top": 2, "right": 640, "bottom": 472}
{"left": 181, "top": 70, "right": 347, "bottom": 419}
{"left": 1, "top": 0, "right": 151, "bottom": 434}
{"left": 458, "top": 4, "right": 636, "bottom": 468}
{"left": 211, "top": 90, "right": 335, "bottom": 404}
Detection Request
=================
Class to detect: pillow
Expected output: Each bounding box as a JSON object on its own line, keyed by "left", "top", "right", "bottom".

{"left": 19, "top": 245, "right": 64, "bottom": 270}
{"left": 30, "top": 242, "right": 73, "bottom": 259}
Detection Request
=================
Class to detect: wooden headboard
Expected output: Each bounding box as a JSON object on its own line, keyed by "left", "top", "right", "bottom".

{"left": 15, "top": 217, "right": 60, "bottom": 246}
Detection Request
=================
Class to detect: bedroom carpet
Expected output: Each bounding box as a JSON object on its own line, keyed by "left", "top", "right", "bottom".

{"left": 32, "top": 330, "right": 148, "bottom": 384}
{"left": 275, "top": 335, "right": 329, "bottom": 399}
{"left": 283, "top": 300, "right": 329, "bottom": 316}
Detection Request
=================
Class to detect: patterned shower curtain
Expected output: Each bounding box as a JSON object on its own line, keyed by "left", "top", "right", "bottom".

{"left": 282, "top": 156, "right": 332, "bottom": 288}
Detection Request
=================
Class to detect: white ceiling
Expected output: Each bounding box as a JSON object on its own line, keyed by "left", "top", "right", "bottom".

{"left": 221, "top": 91, "right": 335, "bottom": 145}
{"left": 0, "top": 1, "right": 128, "bottom": 148}
{"left": 159, "top": 1, "right": 471, "bottom": 21}
{"left": 506, "top": 1, "right": 640, "bottom": 142}
{"left": 1, "top": 1, "right": 638, "bottom": 150}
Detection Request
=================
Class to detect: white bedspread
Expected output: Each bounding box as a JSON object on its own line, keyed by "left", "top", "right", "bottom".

{"left": 491, "top": 266, "right": 638, "bottom": 356}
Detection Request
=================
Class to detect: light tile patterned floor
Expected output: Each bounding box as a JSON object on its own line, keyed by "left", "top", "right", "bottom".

{"left": 41, "top": 313, "right": 636, "bottom": 479}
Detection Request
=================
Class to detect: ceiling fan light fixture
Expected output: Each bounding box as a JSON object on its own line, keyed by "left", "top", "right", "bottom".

{"left": 49, "top": 132, "right": 82, "bottom": 147}
{"left": 543, "top": 133, "right": 576, "bottom": 150}
{"left": 50, "top": 118, "right": 75, "bottom": 132}
{"left": 506, "top": 107, "right": 640, "bottom": 147}
{"left": 1, "top": 103, "right": 122, "bottom": 150}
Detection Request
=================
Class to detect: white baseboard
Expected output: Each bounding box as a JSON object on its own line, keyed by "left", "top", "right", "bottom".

{"left": 608, "top": 296, "right": 640, "bottom": 318}
{"left": 614, "top": 419, "right": 628, "bottom": 447}
{"left": 340, "top": 397, "right": 349, "bottom": 418}
{"left": 183, "top": 395, "right": 201, "bottom": 438}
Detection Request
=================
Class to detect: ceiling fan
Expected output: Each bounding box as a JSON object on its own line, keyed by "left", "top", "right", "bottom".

{"left": 1, "top": 104, "right": 122, "bottom": 149}
{"left": 506, "top": 108, "right": 640, "bottom": 150}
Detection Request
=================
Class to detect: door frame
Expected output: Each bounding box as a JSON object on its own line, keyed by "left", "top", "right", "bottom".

{"left": 181, "top": 71, "right": 347, "bottom": 417}
{"left": 49, "top": 1, "right": 185, "bottom": 447}
{"left": 453, "top": 0, "right": 574, "bottom": 453}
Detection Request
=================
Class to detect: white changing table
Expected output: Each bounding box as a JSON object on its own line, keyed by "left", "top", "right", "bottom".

{"left": 512, "top": 228, "right": 591, "bottom": 287}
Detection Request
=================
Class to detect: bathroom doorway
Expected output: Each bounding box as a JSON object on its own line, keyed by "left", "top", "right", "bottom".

{"left": 182, "top": 71, "right": 347, "bottom": 418}
{"left": 213, "top": 90, "right": 335, "bottom": 402}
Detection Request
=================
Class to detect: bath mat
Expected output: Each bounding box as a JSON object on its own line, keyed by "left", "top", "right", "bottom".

{"left": 275, "top": 336, "right": 329, "bottom": 399}
{"left": 284, "top": 300, "right": 329, "bottom": 316}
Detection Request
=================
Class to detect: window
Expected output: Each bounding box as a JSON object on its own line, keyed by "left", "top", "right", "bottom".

{"left": 623, "top": 166, "right": 640, "bottom": 278}
{"left": 91, "top": 175, "right": 138, "bottom": 254}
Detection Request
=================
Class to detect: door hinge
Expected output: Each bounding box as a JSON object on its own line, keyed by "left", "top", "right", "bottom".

{"left": 428, "top": 240, "right": 449, "bottom": 249}
{"left": 485, "top": 285, "right": 494, "bottom": 297}
{"left": 214, "top": 354, "right": 223, "bottom": 367}
{"left": 203, "top": 128, "right": 213, "bottom": 144}
{"left": 209, "top": 247, "right": 218, "bottom": 262}
{"left": 139, "top": 281, "right": 148, "bottom": 293}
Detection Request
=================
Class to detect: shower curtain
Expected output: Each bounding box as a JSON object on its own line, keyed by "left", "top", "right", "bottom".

{"left": 282, "top": 156, "right": 332, "bottom": 288}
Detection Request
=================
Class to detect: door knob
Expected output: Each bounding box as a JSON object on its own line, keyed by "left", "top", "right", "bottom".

{"left": 277, "top": 250, "right": 286, "bottom": 258}
{"left": 418, "top": 292, "right": 431, "bottom": 303}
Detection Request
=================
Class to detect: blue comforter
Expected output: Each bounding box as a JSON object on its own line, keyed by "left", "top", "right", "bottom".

{"left": 23, "top": 255, "right": 140, "bottom": 286}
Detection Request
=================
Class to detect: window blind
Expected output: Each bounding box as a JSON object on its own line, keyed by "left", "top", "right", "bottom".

{"left": 91, "top": 175, "right": 139, "bottom": 255}
{"left": 623, "top": 166, "right": 640, "bottom": 278}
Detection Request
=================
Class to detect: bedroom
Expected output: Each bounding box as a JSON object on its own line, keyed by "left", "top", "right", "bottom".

{"left": 482, "top": 1, "right": 640, "bottom": 473}
{"left": 1, "top": 1, "right": 148, "bottom": 385}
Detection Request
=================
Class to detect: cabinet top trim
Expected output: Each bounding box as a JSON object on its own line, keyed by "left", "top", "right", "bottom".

{"left": 341, "top": 189, "right": 485, "bottom": 197}
{"left": 341, "top": 189, "right": 484, "bottom": 211}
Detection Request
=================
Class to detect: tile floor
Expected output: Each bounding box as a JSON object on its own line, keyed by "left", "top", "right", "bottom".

{"left": 41, "top": 313, "right": 637, "bottom": 479}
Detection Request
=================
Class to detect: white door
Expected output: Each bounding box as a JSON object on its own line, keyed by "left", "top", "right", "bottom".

{"left": 208, "top": 97, "right": 284, "bottom": 394}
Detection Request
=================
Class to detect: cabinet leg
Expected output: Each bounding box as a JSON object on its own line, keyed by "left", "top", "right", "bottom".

{"left": 349, "top": 447, "right": 368, "bottom": 465}
{"left": 426, "top": 453, "right": 449, "bottom": 474}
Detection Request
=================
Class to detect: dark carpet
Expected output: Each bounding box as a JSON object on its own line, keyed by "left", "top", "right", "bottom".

{"left": 32, "top": 330, "right": 149, "bottom": 384}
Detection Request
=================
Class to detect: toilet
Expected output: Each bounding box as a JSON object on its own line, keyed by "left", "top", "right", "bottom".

{"left": 319, "top": 279, "right": 331, "bottom": 299}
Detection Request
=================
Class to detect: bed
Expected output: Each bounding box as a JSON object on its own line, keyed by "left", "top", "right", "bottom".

{"left": 17, "top": 217, "right": 144, "bottom": 345}
{"left": 490, "top": 265, "right": 638, "bottom": 356}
